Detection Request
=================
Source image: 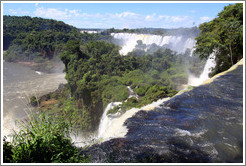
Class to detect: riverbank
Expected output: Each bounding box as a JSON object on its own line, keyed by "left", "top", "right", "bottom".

{"left": 16, "top": 61, "right": 39, "bottom": 67}
{"left": 4, "top": 59, "right": 65, "bottom": 73}
{"left": 3, "top": 61, "right": 67, "bottom": 137}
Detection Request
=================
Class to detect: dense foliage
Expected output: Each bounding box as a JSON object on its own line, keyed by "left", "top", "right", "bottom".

{"left": 60, "top": 39, "right": 199, "bottom": 130}
{"left": 195, "top": 3, "right": 243, "bottom": 76}
{"left": 3, "top": 111, "right": 89, "bottom": 163}
{"left": 3, "top": 15, "right": 79, "bottom": 50}
{"left": 3, "top": 16, "right": 111, "bottom": 72}
{"left": 4, "top": 3, "right": 241, "bottom": 162}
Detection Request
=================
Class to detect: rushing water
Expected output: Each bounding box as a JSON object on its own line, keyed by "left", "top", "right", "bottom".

{"left": 96, "top": 54, "right": 216, "bottom": 142}
{"left": 97, "top": 97, "right": 170, "bottom": 142}
{"left": 98, "top": 102, "right": 123, "bottom": 139}
{"left": 188, "top": 53, "right": 216, "bottom": 86}
{"left": 3, "top": 62, "right": 66, "bottom": 137}
{"left": 111, "top": 33, "right": 196, "bottom": 55}
{"left": 127, "top": 86, "right": 139, "bottom": 100}
{"left": 82, "top": 61, "right": 243, "bottom": 163}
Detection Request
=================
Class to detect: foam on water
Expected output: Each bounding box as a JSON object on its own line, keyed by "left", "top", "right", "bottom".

{"left": 188, "top": 53, "right": 216, "bottom": 86}
{"left": 175, "top": 128, "right": 207, "bottom": 138}
{"left": 98, "top": 102, "right": 122, "bottom": 139}
{"left": 98, "top": 97, "right": 170, "bottom": 142}
{"left": 35, "top": 71, "right": 43, "bottom": 75}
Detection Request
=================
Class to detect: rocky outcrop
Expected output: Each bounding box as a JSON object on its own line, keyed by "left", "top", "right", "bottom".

{"left": 81, "top": 60, "right": 243, "bottom": 163}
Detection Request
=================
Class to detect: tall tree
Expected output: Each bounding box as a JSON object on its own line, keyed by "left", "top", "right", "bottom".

{"left": 194, "top": 3, "right": 243, "bottom": 75}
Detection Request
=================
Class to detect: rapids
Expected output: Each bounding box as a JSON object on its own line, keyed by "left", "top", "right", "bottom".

{"left": 81, "top": 60, "right": 243, "bottom": 163}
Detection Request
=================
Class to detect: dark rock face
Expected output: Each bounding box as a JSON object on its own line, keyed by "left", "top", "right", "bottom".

{"left": 81, "top": 64, "right": 243, "bottom": 163}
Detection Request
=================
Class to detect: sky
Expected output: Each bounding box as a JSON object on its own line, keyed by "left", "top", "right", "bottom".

{"left": 2, "top": 2, "right": 234, "bottom": 29}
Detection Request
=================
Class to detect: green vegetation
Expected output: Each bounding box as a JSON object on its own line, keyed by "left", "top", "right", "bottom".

{"left": 30, "top": 96, "right": 39, "bottom": 107}
{"left": 195, "top": 3, "right": 243, "bottom": 76}
{"left": 60, "top": 39, "right": 200, "bottom": 130}
{"left": 3, "top": 3, "right": 243, "bottom": 163}
{"left": 3, "top": 15, "right": 79, "bottom": 60}
{"left": 3, "top": 15, "right": 111, "bottom": 72}
{"left": 3, "top": 111, "right": 89, "bottom": 163}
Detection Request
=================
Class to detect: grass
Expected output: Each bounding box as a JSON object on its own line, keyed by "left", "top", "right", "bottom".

{"left": 3, "top": 108, "right": 89, "bottom": 163}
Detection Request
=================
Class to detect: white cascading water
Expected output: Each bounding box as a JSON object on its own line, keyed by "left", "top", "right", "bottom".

{"left": 127, "top": 86, "right": 139, "bottom": 100}
{"left": 188, "top": 53, "right": 216, "bottom": 86}
{"left": 97, "top": 33, "right": 216, "bottom": 142}
{"left": 98, "top": 102, "right": 122, "bottom": 139}
{"left": 111, "top": 33, "right": 196, "bottom": 55}
{"left": 98, "top": 98, "right": 170, "bottom": 141}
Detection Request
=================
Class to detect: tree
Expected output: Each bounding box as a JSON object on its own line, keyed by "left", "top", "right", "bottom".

{"left": 194, "top": 3, "right": 243, "bottom": 75}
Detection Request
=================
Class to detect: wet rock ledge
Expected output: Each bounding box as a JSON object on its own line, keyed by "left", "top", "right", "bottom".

{"left": 81, "top": 60, "right": 243, "bottom": 163}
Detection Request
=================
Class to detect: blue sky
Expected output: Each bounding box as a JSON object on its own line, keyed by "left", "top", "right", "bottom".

{"left": 2, "top": 2, "right": 234, "bottom": 29}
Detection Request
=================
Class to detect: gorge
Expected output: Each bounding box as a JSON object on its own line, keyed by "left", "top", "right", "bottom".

{"left": 3, "top": 3, "right": 243, "bottom": 162}
{"left": 82, "top": 59, "right": 243, "bottom": 163}
{"left": 95, "top": 31, "right": 216, "bottom": 142}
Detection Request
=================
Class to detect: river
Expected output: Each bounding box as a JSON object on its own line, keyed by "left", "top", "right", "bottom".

{"left": 2, "top": 61, "right": 66, "bottom": 137}
{"left": 81, "top": 60, "right": 243, "bottom": 163}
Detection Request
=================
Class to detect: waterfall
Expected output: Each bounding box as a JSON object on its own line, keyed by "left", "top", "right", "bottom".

{"left": 97, "top": 98, "right": 170, "bottom": 142}
{"left": 98, "top": 102, "right": 122, "bottom": 139}
{"left": 97, "top": 33, "right": 216, "bottom": 142}
{"left": 127, "top": 86, "right": 139, "bottom": 100}
{"left": 111, "top": 33, "right": 196, "bottom": 55}
{"left": 188, "top": 53, "right": 216, "bottom": 86}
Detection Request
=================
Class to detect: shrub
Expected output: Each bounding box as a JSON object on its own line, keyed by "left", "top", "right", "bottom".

{"left": 3, "top": 137, "right": 13, "bottom": 163}
{"left": 30, "top": 96, "right": 39, "bottom": 106}
{"left": 135, "top": 86, "right": 147, "bottom": 96}
{"left": 107, "top": 105, "right": 121, "bottom": 115}
{"left": 3, "top": 111, "right": 89, "bottom": 163}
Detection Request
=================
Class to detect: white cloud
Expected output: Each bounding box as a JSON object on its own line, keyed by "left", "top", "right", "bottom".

{"left": 171, "top": 16, "right": 189, "bottom": 23}
{"left": 69, "top": 9, "right": 80, "bottom": 17}
{"left": 35, "top": 3, "right": 39, "bottom": 7}
{"left": 9, "top": 9, "right": 17, "bottom": 14}
{"left": 31, "top": 6, "right": 196, "bottom": 29}
{"left": 8, "top": 8, "right": 29, "bottom": 15}
{"left": 199, "top": 16, "right": 213, "bottom": 23}
{"left": 145, "top": 13, "right": 156, "bottom": 21}
{"left": 75, "top": 12, "right": 194, "bottom": 28}
{"left": 116, "top": 11, "right": 138, "bottom": 18}
{"left": 34, "top": 7, "right": 69, "bottom": 19}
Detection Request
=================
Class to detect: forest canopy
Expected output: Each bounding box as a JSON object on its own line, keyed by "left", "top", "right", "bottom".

{"left": 194, "top": 3, "right": 243, "bottom": 76}
{"left": 3, "top": 15, "right": 111, "bottom": 64}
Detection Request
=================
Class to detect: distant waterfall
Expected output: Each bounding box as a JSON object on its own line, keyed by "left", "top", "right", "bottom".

{"left": 111, "top": 33, "right": 196, "bottom": 55}
{"left": 188, "top": 53, "right": 216, "bottom": 86}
